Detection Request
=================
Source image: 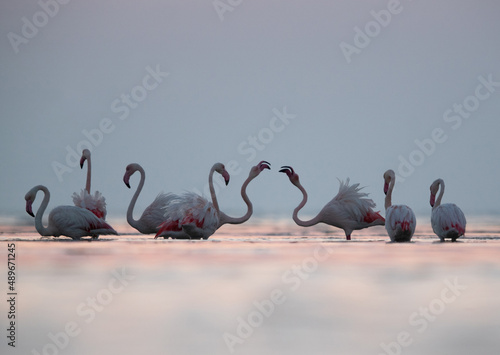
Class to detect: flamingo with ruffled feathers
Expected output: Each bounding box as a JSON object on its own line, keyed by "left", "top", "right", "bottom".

{"left": 25, "top": 185, "right": 117, "bottom": 240}
{"left": 279, "top": 166, "right": 384, "bottom": 240}
{"left": 155, "top": 161, "right": 271, "bottom": 239}
{"left": 383, "top": 169, "right": 416, "bottom": 242}
{"left": 123, "top": 163, "right": 174, "bottom": 234}
{"left": 430, "top": 178, "right": 466, "bottom": 242}
{"left": 72, "top": 149, "right": 107, "bottom": 219}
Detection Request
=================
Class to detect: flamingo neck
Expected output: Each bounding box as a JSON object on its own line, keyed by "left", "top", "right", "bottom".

{"left": 126, "top": 166, "right": 146, "bottom": 231}
{"left": 385, "top": 179, "right": 394, "bottom": 210}
{"left": 293, "top": 183, "right": 321, "bottom": 227}
{"left": 34, "top": 186, "right": 52, "bottom": 236}
{"left": 434, "top": 179, "right": 445, "bottom": 208}
{"left": 85, "top": 156, "right": 91, "bottom": 194}
{"left": 219, "top": 175, "right": 253, "bottom": 226}
{"left": 208, "top": 166, "right": 221, "bottom": 213}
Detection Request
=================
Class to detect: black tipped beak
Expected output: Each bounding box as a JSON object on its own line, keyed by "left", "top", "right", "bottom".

{"left": 279, "top": 166, "right": 293, "bottom": 173}
{"left": 260, "top": 161, "right": 271, "bottom": 170}
{"left": 26, "top": 201, "right": 34, "bottom": 217}
{"left": 123, "top": 177, "right": 131, "bottom": 188}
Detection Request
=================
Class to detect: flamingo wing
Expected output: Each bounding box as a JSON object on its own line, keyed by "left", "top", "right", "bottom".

{"left": 331, "top": 179, "right": 384, "bottom": 224}
{"left": 156, "top": 192, "right": 219, "bottom": 238}
{"left": 72, "top": 189, "right": 107, "bottom": 219}
{"left": 431, "top": 203, "right": 466, "bottom": 239}
{"left": 138, "top": 193, "right": 174, "bottom": 232}
{"left": 49, "top": 206, "right": 116, "bottom": 239}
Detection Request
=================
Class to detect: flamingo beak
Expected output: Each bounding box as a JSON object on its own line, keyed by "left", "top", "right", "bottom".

{"left": 26, "top": 200, "right": 34, "bottom": 217}
{"left": 123, "top": 175, "right": 131, "bottom": 188}
{"left": 259, "top": 161, "right": 271, "bottom": 171}
{"left": 80, "top": 156, "right": 85, "bottom": 169}
{"left": 279, "top": 166, "right": 293, "bottom": 176}
{"left": 222, "top": 171, "right": 230, "bottom": 186}
{"left": 430, "top": 194, "right": 435, "bottom": 207}
{"left": 383, "top": 182, "right": 389, "bottom": 195}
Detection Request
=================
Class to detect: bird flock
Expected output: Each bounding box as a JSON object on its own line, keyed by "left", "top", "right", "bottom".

{"left": 25, "top": 150, "right": 466, "bottom": 242}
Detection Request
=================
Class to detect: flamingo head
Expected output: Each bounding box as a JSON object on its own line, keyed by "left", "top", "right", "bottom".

{"left": 383, "top": 169, "right": 395, "bottom": 195}
{"left": 80, "top": 149, "right": 91, "bottom": 169}
{"left": 123, "top": 163, "right": 140, "bottom": 188}
{"left": 24, "top": 190, "right": 36, "bottom": 217}
{"left": 214, "top": 163, "right": 230, "bottom": 186}
{"left": 249, "top": 161, "right": 271, "bottom": 179}
{"left": 429, "top": 179, "right": 441, "bottom": 207}
{"left": 279, "top": 166, "right": 300, "bottom": 186}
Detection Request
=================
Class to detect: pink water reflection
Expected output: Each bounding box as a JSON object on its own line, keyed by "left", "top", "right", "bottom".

{"left": 1, "top": 218, "right": 499, "bottom": 354}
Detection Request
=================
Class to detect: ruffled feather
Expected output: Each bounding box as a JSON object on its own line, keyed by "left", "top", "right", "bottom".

{"left": 161, "top": 192, "right": 219, "bottom": 231}
{"left": 332, "top": 178, "right": 383, "bottom": 223}
{"left": 72, "top": 189, "right": 107, "bottom": 219}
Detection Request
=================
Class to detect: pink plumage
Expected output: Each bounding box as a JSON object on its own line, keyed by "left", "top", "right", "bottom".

{"left": 430, "top": 178, "right": 466, "bottom": 242}
{"left": 155, "top": 193, "right": 219, "bottom": 239}
{"left": 155, "top": 161, "right": 271, "bottom": 239}
{"left": 26, "top": 185, "right": 117, "bottom": 240}
{"left": 280, "top": 166, "right": 384, "bottom": 240}
{"left": 383, "top": 169, "right": 416, "bottom": 242}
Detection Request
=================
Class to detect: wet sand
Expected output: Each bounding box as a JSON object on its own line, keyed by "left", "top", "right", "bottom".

{"left": 1, "top": 218, "right": 500, "bottom": 355}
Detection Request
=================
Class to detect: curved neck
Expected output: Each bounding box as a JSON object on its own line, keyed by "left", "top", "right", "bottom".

{"left": 127, "top": 166, "right": 146, "bottom": 230}
{"left": 85, "top": 156, "right": 91, "bottom": 193}
{"left": 34, "top": 186, "right": 52, "bottom": 236}
{"left": 435, "top": 180, "right": 445, "bottom": 208}
{"left": 219, "top": 175, "right": 253, "bottom": 226}
{"left": 208, "top": 166, "right": 221, "bottom": 213}
{"left": 385, "top": 178, "right": 395, "bottom": 210}
{"left": 293, "top": 183, "right": 321, "bottom": 227}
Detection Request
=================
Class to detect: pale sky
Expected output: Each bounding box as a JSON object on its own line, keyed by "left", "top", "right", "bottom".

{"left": 1, "top": 0, "right": 499, "bottom": 222}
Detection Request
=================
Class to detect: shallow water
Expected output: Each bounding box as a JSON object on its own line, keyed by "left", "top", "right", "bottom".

{"left": 1, "top": 217, "right": 500, "bottom": 355}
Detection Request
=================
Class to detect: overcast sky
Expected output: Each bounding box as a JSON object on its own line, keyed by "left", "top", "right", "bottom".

{"left": 1, "top": 0, "right": 499, "bottom": 223}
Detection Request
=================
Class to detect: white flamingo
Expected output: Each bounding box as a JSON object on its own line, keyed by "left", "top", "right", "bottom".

{"left": 123, "top": 163, "right": 173, "bottom": 234}
{"left": 25, "top": 185, "right": 117, "bottom": 240}
{"left": 72, "top": 149, "right": 107, "bottom": 219}
{"left": 155, "top": 161, "right": 270, "bottom": 239}
{"left": 430, "top": 178, "right": 466, "bottom": 242}
{"left": 279, "top": 166, "right": 385, "bottom": 240}
{"left": 383, "top": 169, "right": 416, "bottom": 242}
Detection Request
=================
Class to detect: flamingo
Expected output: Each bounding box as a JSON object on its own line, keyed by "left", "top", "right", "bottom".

{"left": 72, "top": 149, "right": 107, "bottom": 219}
{"left": 155, "top": 161, "right": 271, "bottom": 240}
{"left": 25, "top": 185, "right": 117, "bottom": 240}
{"left": 430, "top": 178, "right": 466, "bottom": 242}
{"left": 123, "top": 163, "right": 173, "bottom": 234}
{"left": 383, "top": 169, "right": 416, "bottom": 242}
{"left": 279, "top": 166, "right": 384, "bottom": 240}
